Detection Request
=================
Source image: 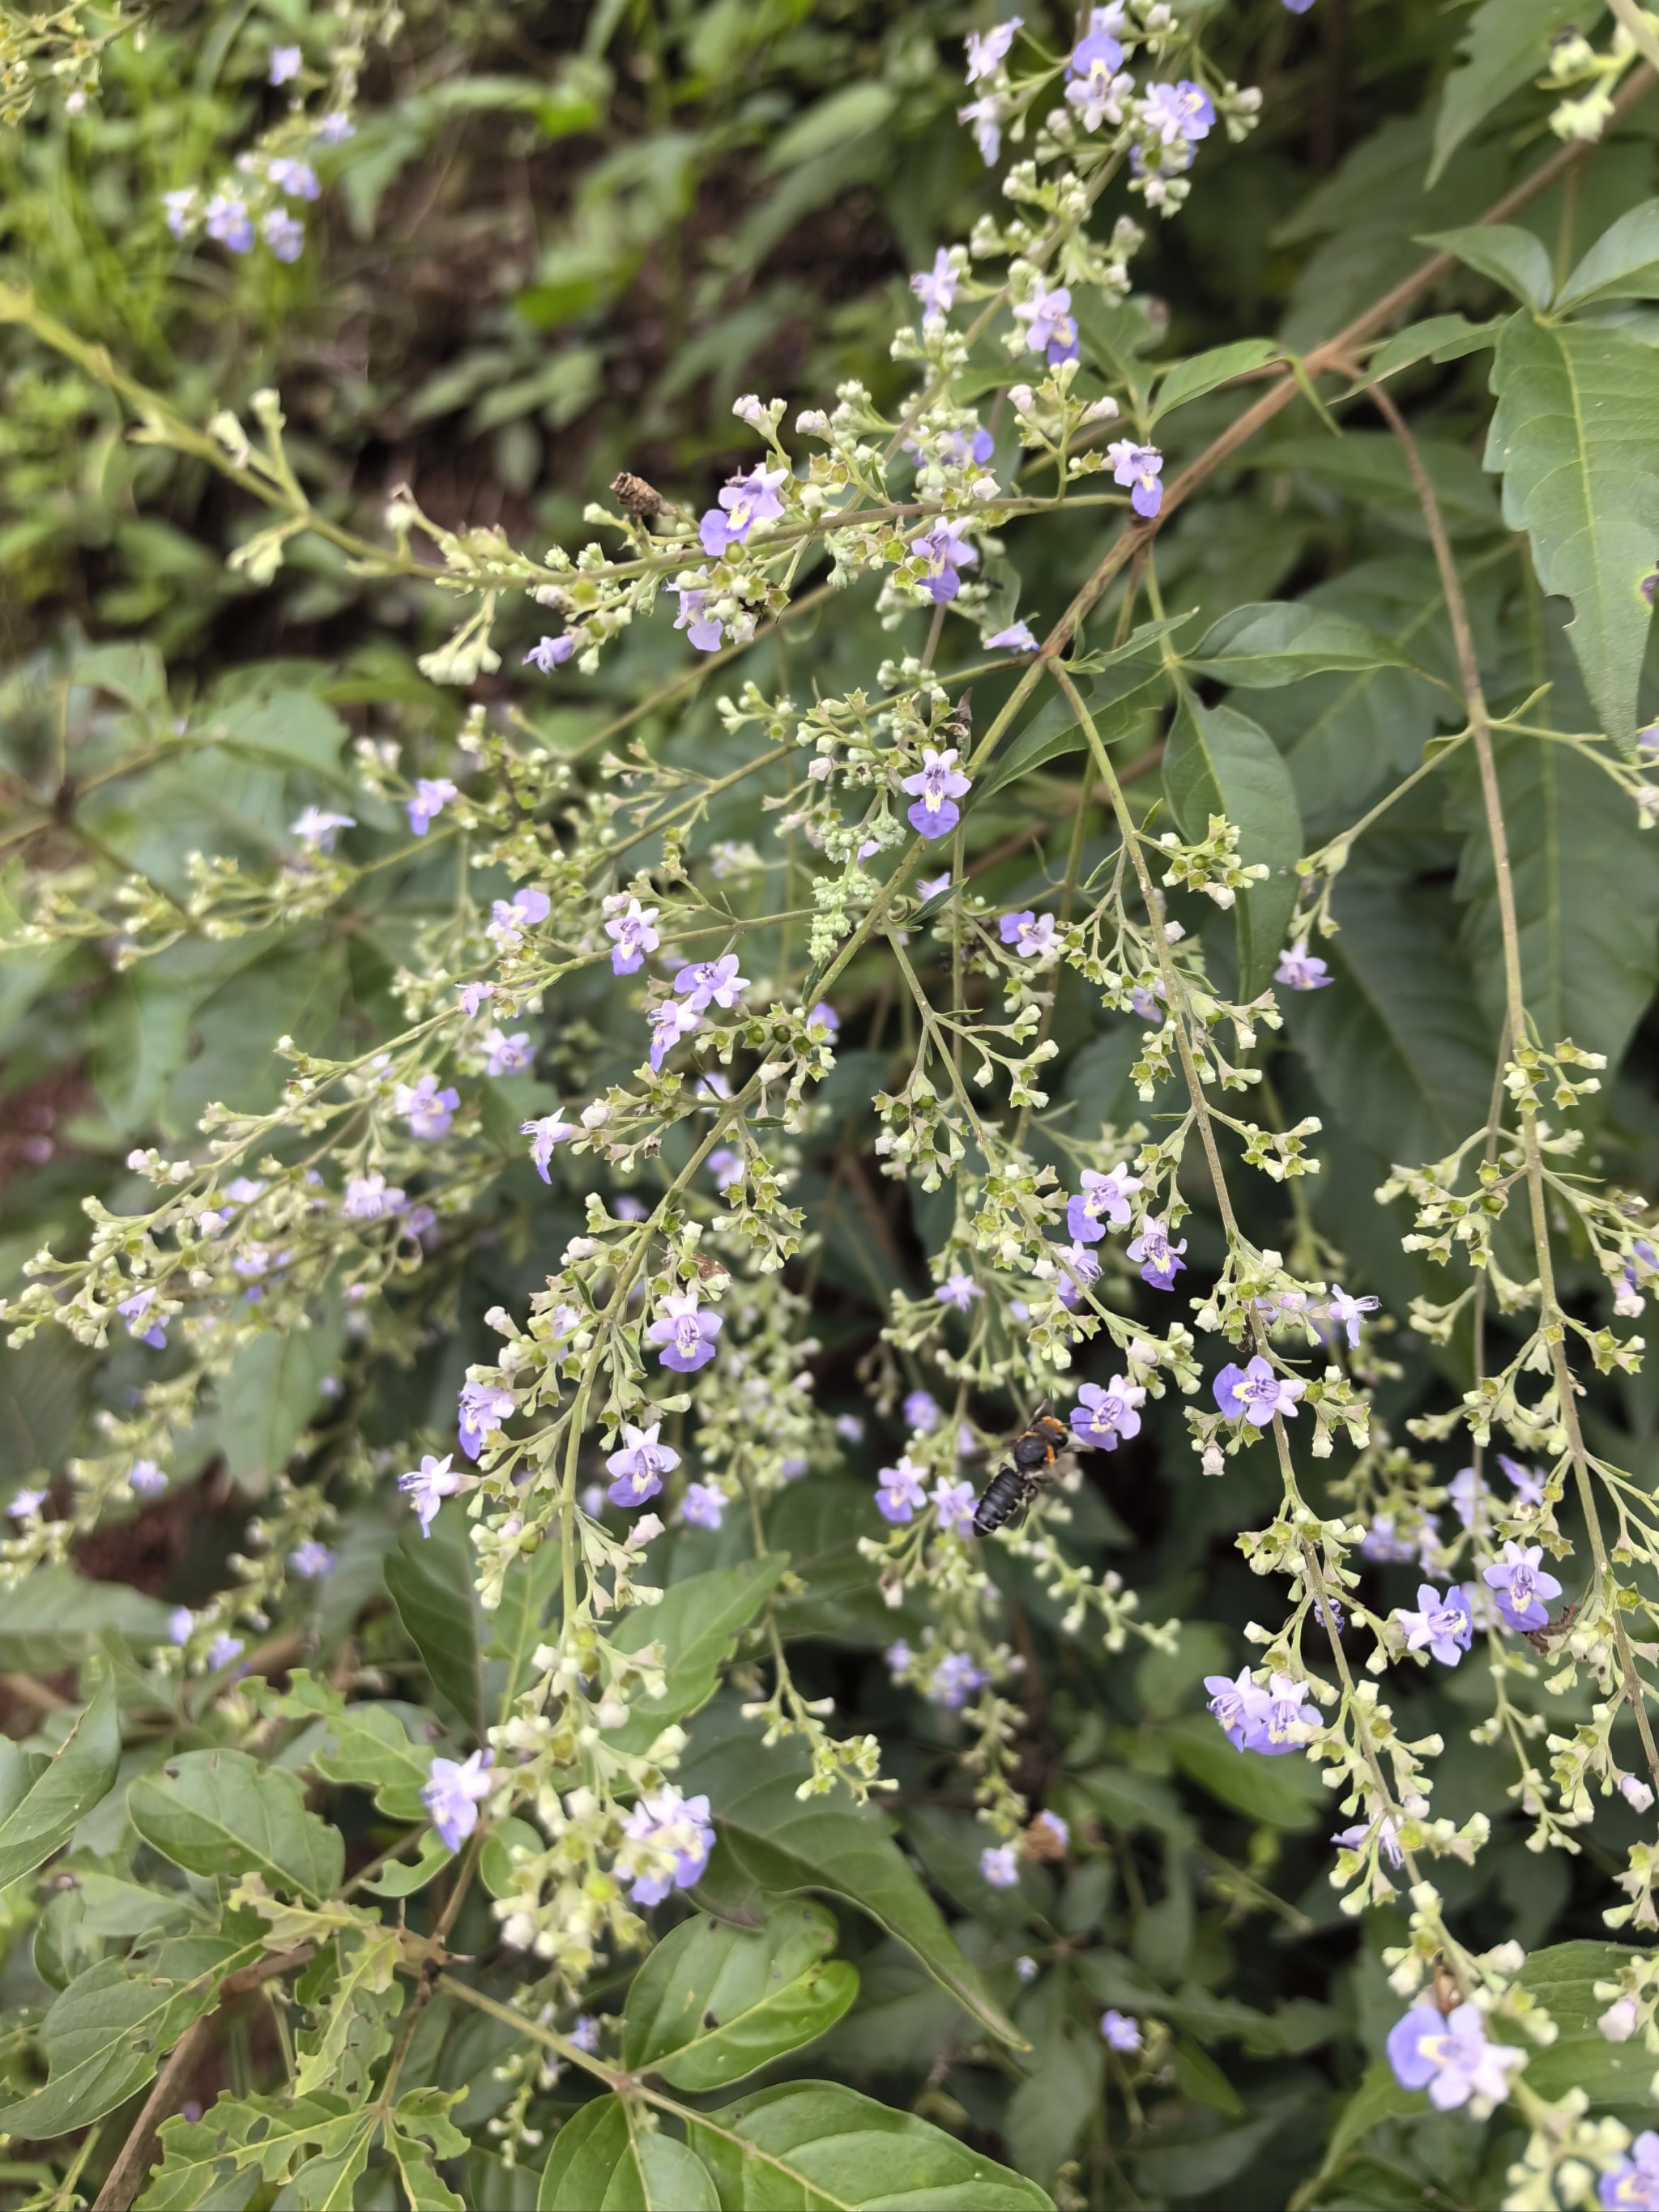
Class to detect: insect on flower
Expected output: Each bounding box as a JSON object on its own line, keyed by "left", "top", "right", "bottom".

{"left": 972, "top": 1413, "right": 1070, "bottom": 1536}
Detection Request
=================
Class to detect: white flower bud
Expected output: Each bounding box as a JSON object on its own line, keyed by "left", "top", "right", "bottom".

{"left": 581, "top": 1100, "right": 610, "bottom": 1128}
{"left": 1201, "top": 1444, "right": 1226, "bottom": 1477}
{"left": 1601, "top": 1997, "right": 1640, "bottom": 2043}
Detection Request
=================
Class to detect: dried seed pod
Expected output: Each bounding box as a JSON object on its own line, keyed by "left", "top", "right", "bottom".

{"left": 612, "top": 471, "right": 663, "bottom": 521}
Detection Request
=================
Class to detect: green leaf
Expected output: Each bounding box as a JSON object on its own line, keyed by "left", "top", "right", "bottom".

{"left": 214, "top": 692, "right": 350, "bottom": 788}
{"left": 1186, "top": 602, "right": 1410, "bottom": 688}
{"left": 363, "top": 1830, "right": 454, "bottom": 1899}
{"left": 763, "top": 83, "right": 897, "bottom": 173}
{"left": 0, "top": 1566, "right": 176, "bottom": 1671}
{"left": 386, "top": 1503, "right": 486, "bottom": 1738}
{"left": 386, "top": 2088, "right": 470, "bottom": 2212}
{"left": 0, "top": 1664, "right": 120, "bottom": 1890}
{"left": 606, "top": 1557, "right": 789, "bottom": 1755}
{"left": 687, "top": 2082, "right": 1054, "bottom": 2210}
{"left": 1151, "top": 340, "right": 1279, "bottom": 423}
{"left": 1288, "top": 875, "right": 1495, "bottom": 1167}
{"left": 976, "top": 620, "right": 1183, "bottom": 802}
{"left": 1516, "top": 1941, "right": 1653, "bottom": 2105}
{"left": 480, "top": 1816, "right": 542, "bottom": 1900}
{"left": 137, "top": 2091, "right": 363, "bottom": 2210}
{"left": 1004, "top": 2031, "right": 1104, "bottom": 2189}
{"left": 1162, "top": 699, "right": 1303, "bottom": 998}
{"left": 272, "top": 1671, "right": 437, "bottom": 1822}
{"left": 1165, "top": 1719, "right": 1327, "bottom": 1831}
{"left": 677, "top": 1711, "right": 1022, "bottom": 2049}
{"left": 536, "top": 2097, "right": 719, "bottom": 2211}
{"left": 130, "top": 1750, "right": 343, "bottom": 1901}
{"left": 1557, "top": 198, "right": 1659, "bottom": 311}
{"left": 1363, "top": 313, "right": 1508, "bottom": 382}
{"left": 1484, "top": 315, "right": 1659, "bottom": 746}
{"left": 295, "top": 1927, "right": 403, "bottom": 2100}
{"left": 1454, "top": 734, "right": 1659, "bottom": 1073}
{"left": 1418, "top": 224, "right": 1554, "bottom": 309}
{"left": 488, "top": 1536, "right": 566, "bottom": 1713}
{"left": 1428, "top": 0, "right": 1604, "bottom": 185}
{"left": 0, "top": 1932, "right": 262, "bottom": 2142}
{"left": 216, "top": 1313, "right": 345, "bottom": 1490}
{"left": 623, "top": 1903, "right": 857, "bottom": 2091}
{"left": 1286, "top": 2064, "right": 1422, "bottom": 2212}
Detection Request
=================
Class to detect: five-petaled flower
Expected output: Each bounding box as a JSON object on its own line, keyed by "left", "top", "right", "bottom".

{"left": 606, "top": 898, "right": 660, "bottom": 974}
{"left": 1000, "top": 910, "right": 1057, "bottom": 958}
{"left": 522, "top": 1110, "right": 575, "bottom": 1182}
{"left": 1013, "top": 280, "right": 1079, "bottom": 367}
{"left": 484, "top": 1027, "right": 534, "bottom": 1077}
{"left": 1482, "top": 1541, "right": 1563, "bottom": 1633}
{"left": 407, "top": 778, "right": 457, "bottom": 836}
{"left": 965, "top": 17, "right": 1021, "bottom": 81}
{"left": 289, "top": 1540, "right": 335, "bottom": 1579}
{"left": 269, "top": 43, "right": 302, "bottom": 83}
{"left": 1276, "top": 942, "right": 1332, "bottom": 991}
{"left": 129, "top": 1460, "right": 167, "bottom": 1498}
{"left": 1213, "top": 1355, "right": 1307, "bottom": 1425}
{"left": 909, "top": 520, "right": 979, "bottom": 604}
{"left": 290, "top": 806, "right": 355, "bottom": 853}
{"left": 649, "top": 1290, "right": 723, "bottom": 1373}
{"left": 987, "top": 620, "right": 1038, "bottom": 651}
{"left": 343, "top": 1172, "right": 404, "bottom": 1220}
{"left": 673, "top": 953, "right": 749, "bottom": 1012}
{"left": 423, "top": 1750, "right": 492, "bottom": 1852}
{"left": 980, "top": 1843, "right": 1020, "bottom": 1888}
{"left": 1100, "top": 2009, "right": 1142, "bottom": 2052}
{"left": 932, "top": 1477, "right": 977, "bottom": 1536}
{"left": 699, "top": 465, "right": 788, "bottom": 558}
{"left": 117, "top": 1289, "right": 168, "bottom": 1349}
{"left": 617, "top": 1786, "right": 714, "bottom": 1906}
{"left": 524, "top": 634, "right": 575, "bottom": 674}
{"left": 1205, "top": 1667, "right": 1315, "bottom": 1756}
{"left": 911, "top": 248, "right": 957, "bottom": 319}
{"left": 1068, "top": 1376, "right": 1146, "bottom": 1450}
{"left": 397, "top": 1073, "right": 459, "bottom": 1140}
{"left": 605, "top": 1421, "right": 680, "bottom": 1508}
{"left": 1599, "top": 2130, "right": 1659, "bottom": 2207}
{"left": 1396, "top": 1583, "right": 1473, "bottom": 1666}
{"left": 648, "top": 999, "right": 702, "bottom": 1071}
{"left": 902, "top": 747, "right": 972, "bottom": 839}
{"left": 458, "top": 1379, "right": 514, "bottom": 1462}
{"left": 1386, "top": 2001, "right": 1522, "bottom": 2111}
{"left": 1067, "top": 9, "right": 1131, "bottom": 130}
{"left": 399, "top": 1452, "right": 460, "bottom": 1536}
{"left": 488, "top": 886, "right": 552, "bottom": 950}
{"left": 1067, "top": 1162, "right": 1142, "bottom": 1242}
{"left": 1107, "top": 439, "right": 1164, "bottom": 518}
{"left": 1128, "top": 1217, "right": 1187, "bottom": 1289}
{"left": 876, "top": 1456, "right": 928, "bottom": 1524}
{"left": 928, "top": 1652, "right": 988, "bottom": 1708}
{"left": 935, "top": 1271, "right": 983, "bottom": 1312}
{"left": 1142, "top": 79, "right": 1217, "bottom": 146}
{"left": 682, "top": 1481, "right": 726, "bottom": 1530}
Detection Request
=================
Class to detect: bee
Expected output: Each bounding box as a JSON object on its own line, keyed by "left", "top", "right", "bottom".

{"left": 972, "top": 1413, "right": 1069, "bottom": 1537}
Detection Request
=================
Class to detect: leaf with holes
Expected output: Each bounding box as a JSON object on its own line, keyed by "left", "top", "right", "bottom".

{"left": 130, "top": 1749, "right": 343, "bottom": 1900}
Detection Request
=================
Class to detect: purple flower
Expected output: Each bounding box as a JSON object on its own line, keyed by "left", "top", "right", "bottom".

{"left": 1333, "top": 1816, "right": 1404, "bottom": 1870}
{"left": 268, "top": 158, "right": 319, "bottom": 200}
{"left": 682, "top": 1481, "right": 726, "bottom": 1530}
{"left": 1325, "top": 1284, "right": 1378, "bottom": 1345}
{"left": 268, "top": 43, "right": 302, "bottom": 83}
{"left": 524, "top": 634, "right": 576, "bottom": 673}
{"left": 708, "top": 1149, "right": 744, "bottom": 1194}
{"left": 343, "top": 1172, "right": 404, "bottom": 1219}
{"left": 207, "top": 1633, "right": 245, "bottom": 1670}
{"left": 902, "top": 747, "right": 972, "bottom": 840}
{"left": 605, "top": 1421, "right": 680, "bottom": 1508}
{"left": 612, "top": 1196, "right": 648, "bottom": 1221}
{"left": 965, "top": 18, "right": 1021, "bottom": 80}
{"left": 458, "top": 1379, "right": 514, "bottom": 1462}
{"left": 1055, "top": 1239, "right": 1102, "bottom": 1311}
{"left": 457, "top": 981, "right": 494, "bottom": 1018}
{"left": 904, "top": 1388, "right": 940, "bottom": 1433}
{"left": 399, "top": 1452, "right": 460, "bottom": 1535}
{"left": 1276, "top": 942, "right": 1332, "bottom": 991}
{"left": 423, "top": 1750, "right": 492, "bottom": 1852}
{"left": 675, "top": 583, "right": 725, "bottom": 654}
{"left": 262, "top": 210, "right": 305, "bottom": 262}
{"left": 1106, "top": 439, "right": 1164, "bottom": 520}
{"left": 836, "top": 1413, "right": 865, "bottom": 1443}
{"left": 407, "top": 778, "right": 458, "bottom": 836}
{"left": 522, "top": 1110, "right": 575, "bottom": 1183}
{"left": 606, "top": 899, "right": 660, "bottom": 975}
{"left": 1482, "top": 1541, "right": 1563, "bottom": 1632}
{"left": 987, "top": 620, "right": 1038, "bottom": 651}
{"left": 1142, "top": 79, "right": 1216, "bottom": 147}
{"left": 1100, "top": 2009, "right": 1141, "bottom": 2052}
{"left": 935, "top": 1271, "right": 982, "bottom": 1312}
{"left": 396, "top": 1074, "right": 459, "bottom": 1140}
{"left": 808, "top": 1000, "right": 839, "bottom": 1037}
{"left": 999, "top": 910, "right": 1056, "bottom": 958}
{"left": 1205, "top": 1668, "right": 1312, "bottom": 1756}
{"left": 289, "top": 1540, "right": 335, "bottom": 1579}
{"left": 649, "top": 1290, "right": 723, "bottom": 1374}
{"left": 1013, "top": 281, "right": 1079, "bottom": 368}
{"left": 1283, "top": 0, "right": 1316, "bottom": 12}
{"left": 876, "top": 1456, "right": 928, "bottom": 1524}
{"left": 649, "top": 999, "right": 702, "bottom": 1072}
{"left": 932, "top": 1477, "right": 978, "bottom": 1536}
{"left": 204, "top": 194, "right": 254, "bottom": 253}
{"left": 1396, "top": 1583, "right": 1473, "bottom": 1666}
{"left": 317, "top": 111, "right": 355, "bottom": 143}
{"left": 162, "top": 189, "right": 195, "bottom": 238}
{"left": 909, "top": 522, "right": 979, "bottom": 604}
{"left": 484, "top": 1028, "right": 534, "bottom": 1077}
{"left": 290, "top": 807, "right": 355, "bottom": 853}
{"left": 617, "top": 1785, "right": 714, "bottom": 1906}
{"left": 1599, "top": 2133, "right": 1659, "bottom": 2208}
{"left": 1213, "top": 1355, "right": 1307, "bottom": 1426}
{"left": 1127, "top": 1217, "right": 1187, "bottom": 1290}
{"left": 1497, "top": 1453, "right": 1546, "bottom": 1509}
{"left": 129, "top": 1460, "right": 167, "bottom": 1498}
{"left": 673, "top": 953, "right": 748, "bottom": 1012}
{"left": 117, "top": 1290, "right": 168, "bottom": 1349}
{"left": 1067, "top": 1162, "right": 1142, "bottom": 1243}
{"left": 569, "top": 2014, "right": 602, "bottom": 2053}
{"left": 699, "top": 465, "right": 788, "bottom": 558}
{"left": 1068, "top": 1376, "right": 1145, "bottom": 1451}
{"left": 168, "top": 1606, "right": 193, "bottom": 1644}
{"left": 917, "top": 872, "right": 953, "bottom": 903}
{"left": 488, "top": 886, "right": 552, "bottom": 950}
{"left": 1623, "top": 1776, "right": 1655, "bottom": 1813}
{"left": 980, "top": 1843, "right": 1019, "bottom": 1888}
{"left": 1386, "top": 2001, "right": 1522, "bottom": 2110}
{"left": 911, "top": 249, "right": 957, "bottom": 318}
{"left": 7, "top": 1488, "right": 47, "bottom": 1521}
{"left": 928, "top": 1652, "right": 988, "bottom": 1708}
{"left": 1067, "top": 11, "right": 1130, "bottom": 129}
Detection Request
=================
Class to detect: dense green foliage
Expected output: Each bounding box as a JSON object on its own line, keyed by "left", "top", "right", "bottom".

{"left": 3, "top": 2, "right": 1659, "bottom": 2207}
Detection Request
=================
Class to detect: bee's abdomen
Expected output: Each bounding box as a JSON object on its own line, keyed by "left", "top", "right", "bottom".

{"left": 972, "top": 1464, "right": 1031, "bottom": 1537}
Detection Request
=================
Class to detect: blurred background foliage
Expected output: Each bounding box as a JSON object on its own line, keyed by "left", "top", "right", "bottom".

{"left": 3, "top": 2, "right": 1659, "bottom": 2206}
